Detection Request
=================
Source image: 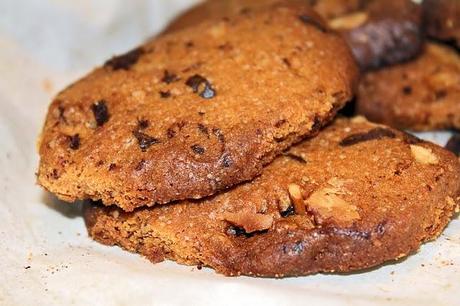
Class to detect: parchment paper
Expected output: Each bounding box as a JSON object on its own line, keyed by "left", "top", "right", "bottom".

{"left": 1, "top": 1, "right": 459, "bottom": 305}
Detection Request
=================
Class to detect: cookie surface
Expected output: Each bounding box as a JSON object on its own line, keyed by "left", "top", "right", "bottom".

{"left": 357, "top": 43, "right": 460, "bottom": 131}
{"left": 165, "top": 0, "right": 423, "bottom": 70}
{"left": 84, "top": 117, "right": 460, "bottom": 277}
{"left": 423, "top": 0, "right": 460, "bottom": 49}
{"left": 37, "top": 3, "right": 358, "bottom": 211}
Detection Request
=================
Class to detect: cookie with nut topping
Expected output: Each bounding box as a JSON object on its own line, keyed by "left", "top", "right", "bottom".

{"left": 84, "top": 117, "right": 460, "bottom": 277}
{"left": 357, "top": 42, "right": 460, "bottom": 131}
{"left": 37, "top": 2, "right": 358, "bottom": 211}
{"left": 164, "top": 0, "right": 423, "bottom": 70}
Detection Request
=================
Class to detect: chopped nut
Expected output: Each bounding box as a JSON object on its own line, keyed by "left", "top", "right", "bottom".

{"left": 288, "top": 184, "right": 306, "bottom": 215}
{"left": 222, "top": 211, "right": 273, "bottom": 233}
{"left": 306, "top": 188, "right": 359, "bottom": 225}
{"left": 410, "top": 145, "right": 439, "bottom": 165}
{"left": 350, "top": 116, "right": 368, "bottom": 124}
{"left": 329, "top": 12, "right": 368, "bottom": 30}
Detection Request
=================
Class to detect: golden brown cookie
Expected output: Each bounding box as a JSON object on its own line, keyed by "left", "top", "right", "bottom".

{"left": 357, "top": 43, "right": 460, "bottom": 131}
{"left": 37, "top": 2, "right": 358, "bottom": 211}
{"left": 165, "top": 0, "right": 423, "bottom": 70}
{"left": 423, "top": 0, "right": 460, "bottom": 49}
{"left": 84, "top": 117, "right": 460, "bottom": 277}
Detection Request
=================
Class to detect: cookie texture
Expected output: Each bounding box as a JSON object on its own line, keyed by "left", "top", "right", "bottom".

{"left": 165, "top": 0, "right": 423, "bottom": 70}
{"left": 357, "top": 43, "right": 460, "bottom": 131}
{"left": 37, "top": 3, "right": 358, "bottom": 211}
{"left": 84, "top": 118, "right": 460, "bottom": 277}
{"left": 423, "top": 0, "right": 460, "bottom": 48}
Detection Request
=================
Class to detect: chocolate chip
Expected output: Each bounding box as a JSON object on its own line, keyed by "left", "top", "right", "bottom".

{"left": 137, "top": 119, "right": 149, "bottom": 130}
{"left": 339, "top": 128, "right": 396, "bottom": 147}
{"left": 104, "top": 47, "right": 144, "bottom": 70}
{"left": 446, "top": 134, "right": 460, "bottom": 156}
{"left": 280, "top": 205, "right": 295, "bottom": 217}
{"left": 299, "top": 15, "right": 327, "bottom": 32}
{"left": 402, "top": 86, "right": 412, "bottom": 95}
{"left": 133, "top": 130, "right": 160, "bottom": 151}
{"left": 185, "top": 74, "right": 216, "bottom": 99}
{"left": 191, "top": 144, "right": 205, "bottom": 155}
{"left": 108, "top": 163, "right": 117, "bottom": 171}
{"left": 185, "top": 41, "right": 194, "bottom": 48}
{"left": 91, "top": 100, "right": 109, "bottom": 127}
{"left": 221, "top": 154, "right": 233, "bottom": 168}
{"left": 283, "top": 152, "right": 307, "bottom": 164}
{"left": 161, "top": 70, "right": 180, "bottom": 84}
{"left": 159, "top": 90, "right": 171, "bottom": 98}
{"left": 311, "top": 116, "right": 322, "bottom": 132}
{"left": 68, "top": 134, "right": 80, "bottom": 150}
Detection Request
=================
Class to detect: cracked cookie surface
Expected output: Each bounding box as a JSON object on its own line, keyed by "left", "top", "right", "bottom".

{"left": 37, "top": 2, "right": 357, "bottom": 211}
{"left": 84, "top": 118, "right": 460, "bottom": 277}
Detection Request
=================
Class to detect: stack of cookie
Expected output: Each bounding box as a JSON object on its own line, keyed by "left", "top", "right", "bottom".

{"left": 37, "top": 1, "right": 460, "bottom": 277}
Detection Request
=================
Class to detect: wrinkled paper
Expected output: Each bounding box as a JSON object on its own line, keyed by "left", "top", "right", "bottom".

{"left": 0, "top": 1, "right": 459, "bottom": 305}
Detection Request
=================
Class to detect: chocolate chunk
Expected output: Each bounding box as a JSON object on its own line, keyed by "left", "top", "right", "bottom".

{"left": 339, "top": 128, "right": 396, "bottom": 146}
{"left": 191, "top": 144, "right": 205, "bottom": 155}
{"left": 445, "top": 134, "right": 460, "bottom": 156}
{"left": 104, "top": 47, "right": 144, "bottom": 70}
{"left": 299, "top": 15, "right": 327, "bottom": 33}
{"left": 283, "top": 152, "right": 307, "bottom": 164}
{"left": 161, "top": 70, "right": 180, "bottom": 84}
{"left": 68, "top": 134, "right": 80, "bottom": 150}
{"left": 280, "top": 205, "right": 295, "bottom": 217}
{"left": 159, "top": 90, "right": 171, "bottom": 98}
{"left": 137, "top": 119, "right": 149, "bottom": 130}
{"left": 91, "top": 100, "right": 109, "bottom": 127}
{"left": 133, "top": 130, "right": 160, "bottom": 151}
{"left": 185, "top": 74, "right": 216, "bottom": 99}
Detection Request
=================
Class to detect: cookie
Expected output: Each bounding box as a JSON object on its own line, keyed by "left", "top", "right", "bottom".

{"left": 423, "top": 0, "right": 460, "bottom": 49}
{"left": 37, "top": 2, "right": 358, "bottom": 212}
{"left": 165, "top": 0, "right": 423, "bottom": 70}
{"left": 84, "top": 117, "right": 460, "bottom": 277}
{"left": 357, "top": 43, "right": 460, "bottom": 131}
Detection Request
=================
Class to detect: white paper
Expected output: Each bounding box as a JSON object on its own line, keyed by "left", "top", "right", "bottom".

{"left": 1, "top": 1, "right": 459, "bottom": 305}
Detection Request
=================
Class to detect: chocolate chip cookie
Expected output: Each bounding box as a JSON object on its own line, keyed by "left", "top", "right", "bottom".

{"left": 423, "top": 0, "right": 460, "bottom": 49}
{"left": 357, "top": 42, "right": 460, "bottom": 131}
{"left": 37, "top": 2, "right": 358, "bottom": 211}
{"left": 165, "top": 0, "right": 423, "bottom": 70}
{"left": 84, "top": 117, "right": 460, "bottom": 277}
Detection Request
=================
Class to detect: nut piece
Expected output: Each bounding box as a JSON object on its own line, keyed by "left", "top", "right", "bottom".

{"left": 306, "top": 188, "right": 360, "bottom": 225}
{"left": 329, "top": 12, "right": 368, "bottom": 30}
{"left": 223, "top": 211, "right": 273, "bottom": 233}
{"left": 410, "top": 145, "right": 439, "bottom": 165}
{"left": 288, "top": 184, "right": 306, "bottom": 215}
